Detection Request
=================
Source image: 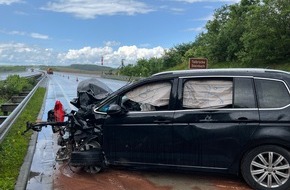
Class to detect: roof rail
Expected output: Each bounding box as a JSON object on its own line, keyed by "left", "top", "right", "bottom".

{"left": 152, "top": 68, "right": 290, "bottom": 77}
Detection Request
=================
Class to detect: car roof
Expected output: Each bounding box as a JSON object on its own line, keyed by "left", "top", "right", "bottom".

{"left": 151, "top": 68, "right": 290, "bottom": 79}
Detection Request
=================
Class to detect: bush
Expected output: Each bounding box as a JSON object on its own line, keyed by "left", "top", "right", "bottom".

{"left": 0, "top": 75, "right": 34, "bottom": 100}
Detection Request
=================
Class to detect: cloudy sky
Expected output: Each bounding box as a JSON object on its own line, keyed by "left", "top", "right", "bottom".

{"left": 0, "top": 0, "right": 239, "bottom": 68}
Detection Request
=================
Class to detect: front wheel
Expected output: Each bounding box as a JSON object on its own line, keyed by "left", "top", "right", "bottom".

{"left": 241, "top": 145, "right": 290, "bottom": 190}
{"left": 81, "top": 140, "right": 103, "bottom": 174}
{"left": 70, "top": 140, "right": 104, "bottom": 174}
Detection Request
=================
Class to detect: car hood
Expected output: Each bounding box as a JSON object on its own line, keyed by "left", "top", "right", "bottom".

{"left": 71, "top": 78, "right": 113, "bottom": 109}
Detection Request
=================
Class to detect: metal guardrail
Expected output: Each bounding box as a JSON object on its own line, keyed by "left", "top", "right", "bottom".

{"left": 0, "top": 74, "right": 46, "bottom": 143}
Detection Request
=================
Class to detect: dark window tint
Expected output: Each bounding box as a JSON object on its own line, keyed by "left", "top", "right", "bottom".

{"left": 234, "top": 78, "right": 256, "bottom": 108}
{"left": 255, "top": 79, "right": 290, "bottom": 108}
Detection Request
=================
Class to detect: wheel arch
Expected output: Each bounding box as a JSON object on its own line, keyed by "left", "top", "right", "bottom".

{"left": 229, "top": 138, "right": 290, "bottom": 175}
{"left": 239, "top": 144, "right": 290, "bottom": 190}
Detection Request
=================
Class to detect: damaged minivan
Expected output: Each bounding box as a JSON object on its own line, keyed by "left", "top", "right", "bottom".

{"left": 25, "top": 68, "right": 290, "bottom": 190}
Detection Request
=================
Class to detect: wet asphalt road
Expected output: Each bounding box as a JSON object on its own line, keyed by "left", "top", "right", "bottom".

{"left": 25, "top": 73, "right": 251, "bottom": 190}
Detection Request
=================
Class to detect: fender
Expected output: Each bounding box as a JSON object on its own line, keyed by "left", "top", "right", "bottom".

{"left": 228, "top": 124, "right": 290, "bottom": 174}
{"left": 249, "top": 124, "right": 290, "bottom": 149}
{"left": 79, "top": 135, "right": 100, "bottom": 148}
{"left": 70, "top": 135, "right": 104, "bottom": 166}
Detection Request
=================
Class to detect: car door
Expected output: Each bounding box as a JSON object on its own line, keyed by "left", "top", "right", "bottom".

{"left": 254, "top": 77, "right": 290, "bottom": 139}
{"left": 172, "top": 77, "right": 260, "bottom": 169}
{"left": 100, "top": 79, "right": 177, "bottom": 165}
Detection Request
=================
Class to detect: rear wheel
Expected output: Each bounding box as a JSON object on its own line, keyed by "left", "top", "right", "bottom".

{"left": 80, "top": 140, "right": 102, "bottom": 174}
{"left": 241, "top": 145, "right": 290, "bottom": 190}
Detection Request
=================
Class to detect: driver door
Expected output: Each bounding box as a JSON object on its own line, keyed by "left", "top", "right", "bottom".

{"left": 101, "top": 81, "right": 175, "bottom": 165}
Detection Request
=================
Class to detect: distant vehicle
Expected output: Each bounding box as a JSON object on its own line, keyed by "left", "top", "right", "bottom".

{"left": 25, "top": 68, "right": 290, "bottom": 190}
{"left": 47, "top": 68, "right": 53, "bottom": 74}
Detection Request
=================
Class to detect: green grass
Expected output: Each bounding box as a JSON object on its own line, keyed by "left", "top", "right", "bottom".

{"left": 0, "top": 88, "right": 46, "bottom": 190}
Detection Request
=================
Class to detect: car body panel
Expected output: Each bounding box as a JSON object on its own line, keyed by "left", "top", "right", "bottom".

{"left": 103, "top": 111, "right": 175, "bottom": 165}
{"left": 172, "top": 109, "right": 259, "bottom": 169}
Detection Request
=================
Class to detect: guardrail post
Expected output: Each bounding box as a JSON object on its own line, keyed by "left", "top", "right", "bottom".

{"left": 1, "top": 103, "right": 19, "bottom": 115}
{"left": 11, "top": 96, "right": 26, "bottom": 103}
{"left": 0, "top": 116, "right": 8, "bottom": 124}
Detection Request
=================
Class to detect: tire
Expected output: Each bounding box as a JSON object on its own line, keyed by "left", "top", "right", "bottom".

{"left": 241, "top": 145, "right": 290, "bottom": 190}
{"left": 80, "top": 140, "right": 103, "bottom": 174}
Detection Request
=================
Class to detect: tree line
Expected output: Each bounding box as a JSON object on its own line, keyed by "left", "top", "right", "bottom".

{"left": 120, "top": 0, "right": 290, "bottom": 77}
{"left": 0, "top": 66, "right": 27, "bottom": 73}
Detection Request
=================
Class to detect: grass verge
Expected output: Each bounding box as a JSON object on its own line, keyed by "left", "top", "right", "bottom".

{"left": 0, "top": 87, "right": 46, "bottom": 190}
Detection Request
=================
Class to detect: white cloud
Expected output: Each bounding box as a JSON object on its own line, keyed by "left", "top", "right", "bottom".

{"left": 42, "top": 0, "right": 154, "bottom": 19}
{"left": 30, "top": 33, "right": 49, "bottom": 40}
{"left": 0, "top": 0, "right": 22, "bottom": 5}
{"left": 104, "top": 41, "right": 121, "bottom": 47}
{"left": 116, "top": 45, "right": 164, "bottom": 60}
{"left": 159, "top": 5, "right": 185, "bottom": 14}
{"left": 185, "top": 27, "right": 205, "bottom": 32}
{"left": 59, "top": 45, "right": 165, "bottom": 67}
{"left": 14, "top": 10, "right": 29, "bottom": 15}
{"left": 0, "top": 42, "right": 165, "bottom": 67}
{"left": 0, "top": 43, "right": 57, "bottom": 65}
{"left": 204, "top": 5, "right": 215, "bottom": 9}
{"left": 8, "top": 30, "right": 26, "bottom": 36}
{"left": 170, "top": 7, "right": 185, "bottom": 14}
{"left": 62, "top": 46, "right": 113, "bottom": 60}
{"left": 193, "top": 14, "right": 213, "bottom": 21}
{"left": 0, "top": 29, "right": 50, "bottom": 40}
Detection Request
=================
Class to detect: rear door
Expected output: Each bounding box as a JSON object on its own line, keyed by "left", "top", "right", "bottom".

{"left": 254, "top": 78, "right": 290, "bottom": 140}
{"left": 172, "top": 77, "right": 260, "bottom": 169}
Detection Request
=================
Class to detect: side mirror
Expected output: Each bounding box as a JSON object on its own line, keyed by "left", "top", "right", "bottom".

{"left": 107, "top": 104, "right": 122, "bottom": 116}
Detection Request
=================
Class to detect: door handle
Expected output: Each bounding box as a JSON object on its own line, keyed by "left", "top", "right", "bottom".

{"left": 236, "top": 117, "right": 256, "bottom": 122}
{"left": 153, "top": 116, "right": 171, "bottom": 124}
{"left": 154, "top": 119, "right": 171, "bottom": 123}
{"left": 238, "top": 117, "right": 248, "bottom": 121}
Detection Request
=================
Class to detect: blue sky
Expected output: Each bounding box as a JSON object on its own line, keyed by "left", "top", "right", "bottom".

{"left": 0, "top": 0, "right": 239, "bottom": 68}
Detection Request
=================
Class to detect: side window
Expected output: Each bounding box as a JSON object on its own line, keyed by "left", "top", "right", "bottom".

{"left": 234, "top": 78, "right": 256, "bottom": 108}
{"left": 255, "top": 79, "right": 290, "bottom": 108}
{"left": 97, "top": 97, "right": 117, "bottom": 113}
{"left": 121, "top": 82, "right": 172, "bottom": 112}
{"left": 182, "top": 79, "right": 233, "bottom": 109}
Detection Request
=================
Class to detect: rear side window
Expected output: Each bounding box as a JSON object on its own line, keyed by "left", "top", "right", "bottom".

{"left": 183, "top": 79, "right": 233, "bottom": 109}
{"left": 255, "top": 79, "right": 290, "bottom": 108}
{"left": 182, "top": 77, "right": 258, "bottom": 109}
